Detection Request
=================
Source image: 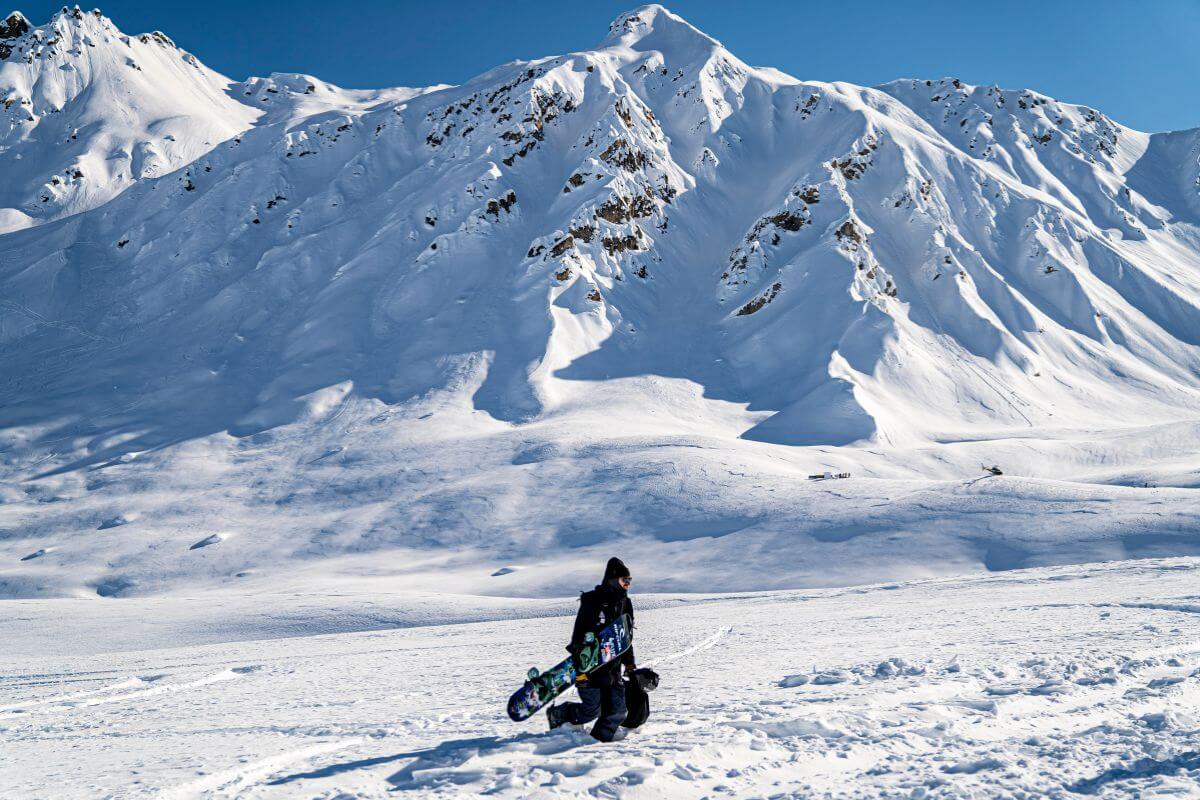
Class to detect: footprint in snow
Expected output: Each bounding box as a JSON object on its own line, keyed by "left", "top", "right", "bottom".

{"left": 1029, "top": 681, "right": 1071, "bottom": 696}
{"left": 783, "top": 658, "right": 925, "bottom": 688}
{"left": 811, "top": 670, "right": 851, "bottom": 685}
{"left": 868, "top": 657, "right": 926, "bottom": 679}
{"left": 189, "top": 533, "right": 225, "bottom": 550}
{"left": 779, "top": 669, "right": 851, "bottom": 686}
{"left": 942, "top": 757, "right": 1003, "bottom": 774}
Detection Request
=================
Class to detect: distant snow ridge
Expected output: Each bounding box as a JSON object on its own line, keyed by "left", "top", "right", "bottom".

{"left": 3, "top": 4, "right": 1200, "bottom": 598}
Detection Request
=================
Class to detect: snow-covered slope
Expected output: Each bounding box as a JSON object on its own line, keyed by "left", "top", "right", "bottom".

{"left": 2, "top": 5, "right": 1200, "bottom": 599}
{"left": 5, "top": 558, "right": 1200, "bottom": 798}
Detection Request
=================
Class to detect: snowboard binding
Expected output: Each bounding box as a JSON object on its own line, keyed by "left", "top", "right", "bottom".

{"left": 576, "top": 631, "right": 600, "bottom": 673}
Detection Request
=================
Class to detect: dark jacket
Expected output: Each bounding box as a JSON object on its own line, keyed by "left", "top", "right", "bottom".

{"left": 569, "top": 566, "right": 635, "bottom": 686}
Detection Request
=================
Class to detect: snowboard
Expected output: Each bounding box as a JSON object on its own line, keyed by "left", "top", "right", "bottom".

{"left": 506, "top": 613, "right": 632, "bottom": 722}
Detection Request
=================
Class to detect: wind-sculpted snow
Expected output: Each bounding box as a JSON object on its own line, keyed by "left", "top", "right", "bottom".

{"left": 2, "top": 4, "right": 1200, "bottom": 599}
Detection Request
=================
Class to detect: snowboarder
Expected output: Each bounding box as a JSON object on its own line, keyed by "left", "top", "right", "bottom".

{"left": 546, "top": 557, "right": 636, "bottom": 741}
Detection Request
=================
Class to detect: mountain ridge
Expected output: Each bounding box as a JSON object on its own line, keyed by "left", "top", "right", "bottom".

{"left": 2, "top": 4, "right": 1200, "bottom": 599}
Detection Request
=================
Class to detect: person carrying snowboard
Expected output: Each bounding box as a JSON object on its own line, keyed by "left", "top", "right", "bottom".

{"left": 546, "top": 557, "right": 635, "bottom": 741}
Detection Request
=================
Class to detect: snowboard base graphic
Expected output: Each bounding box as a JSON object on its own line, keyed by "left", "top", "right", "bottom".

{"left": 507, "top": 613, "right": 632, "bottom": 722}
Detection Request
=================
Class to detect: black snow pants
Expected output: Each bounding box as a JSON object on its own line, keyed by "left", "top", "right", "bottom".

{"left": 559, "top": 682, "right": 627, "bottom": 741}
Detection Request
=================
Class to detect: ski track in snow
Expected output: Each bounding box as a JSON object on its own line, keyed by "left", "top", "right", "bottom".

{"left": 0, "top": 676, "right": 145, "bottom": 711}
{"left": 643, "top": 625, "right": 731, "bottom": 669}
{"left": 5, "top": 558, "right": 1200, "bottom": 799}
{"left": 163, "top": 739, "right": 363, "bottom": 800}
{"left": 0, "top": 669, "right": 241, "bottom": 715}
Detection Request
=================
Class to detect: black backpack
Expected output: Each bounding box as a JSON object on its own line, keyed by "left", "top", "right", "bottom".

{"left": 621, "top": 668, "right": 659, "bottom": 729}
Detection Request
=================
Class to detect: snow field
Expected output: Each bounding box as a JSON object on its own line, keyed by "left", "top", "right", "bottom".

{"left": 7, "top": 381, "right": 1200, "bottom": 603}
{"left": 3, "top": 557, "right": 1200, "bottom": 798}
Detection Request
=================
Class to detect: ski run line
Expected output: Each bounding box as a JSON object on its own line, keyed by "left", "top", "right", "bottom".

{"left": 1132, "top": 635, "right": 1200, "bottom": 661}
{"left": 162, "top": 738, "right": 362, "bottom": 800}
{"left": 0, "top": 676, "right": 144, "bottom": 711}
{"left": 643, "top": 625, "right": 732, "bottom": 669}
{"left": 0, "top": 669, "right": 239, "bottom": 715}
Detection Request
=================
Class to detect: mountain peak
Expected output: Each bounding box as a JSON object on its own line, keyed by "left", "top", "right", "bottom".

{"left": 1, "top": 6, "right": 115, "bottom": 46}
{"left": 604, "top": 4, "right": 722, "bottom": 51}
{"left": 1, "top": 10, "right": 29, "bottom": 38}
{"left": 0, "top": 3, "right": 257, "bottom": 232}
{"left": 47, "top": 4, "right": 103, "bottom": 28}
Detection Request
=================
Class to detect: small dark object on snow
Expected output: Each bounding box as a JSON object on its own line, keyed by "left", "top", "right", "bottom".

{"left": 983, "top": 465, "right": 1003, "bottom": 476}
{"left": 631, "top": 667, "right": 658, "bottom": 693}
{"left": 621, "top": 667, "right": 659, "bottom": 729}
{"left": 808, "top": 471, "right": 851, "bottom": 481}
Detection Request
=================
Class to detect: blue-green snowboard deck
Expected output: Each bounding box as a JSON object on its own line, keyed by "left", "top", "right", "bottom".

{"left": 507, "top": 613, "right": 632, "bottom": 722}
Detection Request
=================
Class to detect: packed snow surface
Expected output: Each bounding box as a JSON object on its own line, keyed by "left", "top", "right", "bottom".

{"left": 4, "top": 558, "right": 1200, "bottom": 798}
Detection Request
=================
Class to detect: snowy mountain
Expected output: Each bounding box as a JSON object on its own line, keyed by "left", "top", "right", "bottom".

{"left": 3, "top": 5, "right": 1200, "bottom": 600}
{"left": 0, "top": 7, "right": 259, "bottom": 232}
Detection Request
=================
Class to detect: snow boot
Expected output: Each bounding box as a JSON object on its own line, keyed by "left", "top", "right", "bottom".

{"left": 546, "top": 703, "right": 567, "bottom": 730}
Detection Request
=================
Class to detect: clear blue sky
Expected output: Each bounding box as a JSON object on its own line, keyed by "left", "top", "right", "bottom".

{"left": 16, "top": 0, "right": 1200, "bottom": 131}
